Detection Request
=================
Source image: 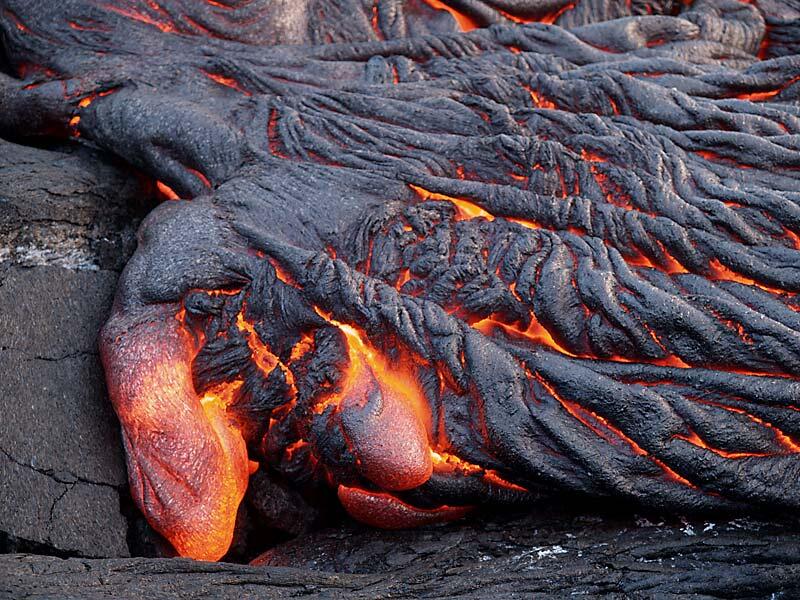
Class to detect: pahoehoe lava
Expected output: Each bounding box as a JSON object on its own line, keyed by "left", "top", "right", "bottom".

{"left": 2, "top": 0, "right": 800, "bottom": 561}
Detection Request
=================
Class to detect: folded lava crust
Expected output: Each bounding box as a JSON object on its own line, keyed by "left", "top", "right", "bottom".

{"left": 2, "top": 0, "right": 800, "bottom": 561}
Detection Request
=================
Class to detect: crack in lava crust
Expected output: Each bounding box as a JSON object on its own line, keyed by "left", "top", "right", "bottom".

{"left": 4, "top": 0, "right": 800, "bottom": 560}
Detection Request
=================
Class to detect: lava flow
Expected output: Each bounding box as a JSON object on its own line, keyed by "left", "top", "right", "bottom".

{"left": 100, "top": 307, "right": 250, "bottom": 562}
{"left": 316, "top": 316, "right": 434, "bottom": 492}
{"left": 9, "top": 0, "right": 800, "bottom": 565}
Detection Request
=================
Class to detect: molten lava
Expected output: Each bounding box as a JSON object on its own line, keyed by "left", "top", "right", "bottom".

{"left": 319, "top": 318, "right": 434, "bottom": 491}
{"left": 101, "top": 308, "right": 250, "bottom": 561}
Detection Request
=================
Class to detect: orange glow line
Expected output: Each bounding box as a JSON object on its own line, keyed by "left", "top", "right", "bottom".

{"left": 737, "top": 89, "right": 781, "bottom": 102}
{"left": 156, "top": 181, "right": 179, "bottom": 200}
{"left": 734, "top": 76, "right": 799, "bottom": 102}
{"left": 104, "top": 4, "right": 175, "bottom": 33}
{"left": 409, "top": 184, "right": 495, "bottom": 221}
{"left": 538, "top": 2, "right": 575, "bottom": 25}
{"left": 523, "top": 84, "right": 557, "bottom": 109}
{"left": 655, "top": 244, "right": 688, "bottom": 275}
{"left": 267, "top": 109, "right": 288, "bottom": 158}
{"left": 694, "top": 150, "right": 752, "bottom": 169}
{"left": 674, "top": 430, "right": 771, "bottom": 459}
{"left": 270, "top": 259, "right": 296, "bottom": 286}
{"left": 396, "top": 268, "right": 413, "bottom": 290}
{"left": 642, "top": 323, "right": 691, "bottom": 368}
{"left": 473, "top": 316, "right": 577, "bottom": 357}
{"left": 410, "top": 184, "right": 541, "bottom": 234}
{"left": 495, "top": 3, "right": 576, "bottom": 25}
{"left": 186, "top": 167, "right": 211, "bottom": 188}
{"left": 536, "top": 373, "right": 695, "bottom": 487}
{"left": 625, "top": 240, "right": 687, "bottom": 275}
{"left": 236, "top": 312, "right": 279, "bottom": 376}
{"left": 431, "top": 450, "right": 528, "bottom": 492}
{"left": 370, "top": 2, "right": 383, "bottom": 40}
{"left": 650, "top": 456, "right": 695, "bottom": 488}
{"left": 475, "top": 300, "right": 688, "bottom": 368}
{"left": 283, "top": 439, "right": 310, "bottom": 462}
{"left": 693, "top": 397, "right": 800, "bottom": 454}
{"left": 536, "top": 375, "right": 645, "bottom": 455}
{"left": 69, "top": 20, "right": 101, "bottom": 31}
{"left": 4, "top": 9, "right": 30, "bottom": 33}
{"left": 785, "top": 229, "right": 800, "bottom": 252}
{"left": 420, "top": 0, "right": 479, "bottom": 31}
{"left": 201, "top": 70, "right": 251, "bottom": 96}
{"left": 234, "top": 302, "right": 298, "bottom": 395}
{"left": 708, "top": 259, "right": 785, "bottom": 295}
{"left": 495, "top": 2, "right": 575, "bottom": 25}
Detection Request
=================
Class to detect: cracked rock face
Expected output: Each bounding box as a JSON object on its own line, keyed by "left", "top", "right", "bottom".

{"left": 3, "top": 0, "right": 800, "bottom": 563}
{"left": 0, "top": 139, "right": 152, "bottom": 557}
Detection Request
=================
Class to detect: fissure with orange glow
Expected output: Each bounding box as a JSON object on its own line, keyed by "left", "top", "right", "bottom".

{"left": 201, "top": 69, "right": 252, "bottom": 96}
{"left": 535, "top": 373, "right": 695, "bottom": 487}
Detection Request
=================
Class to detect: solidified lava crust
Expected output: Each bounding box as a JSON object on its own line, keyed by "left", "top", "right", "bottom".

{"left": 2, "top": 0, "right": 800, "bottom": 561}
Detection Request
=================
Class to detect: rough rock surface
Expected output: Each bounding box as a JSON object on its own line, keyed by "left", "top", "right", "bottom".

{"left": 2, "top": 509, "right": 800, "bottom": 598}
{"left": 0, "top": 138, "right": 152, "bottom": 557}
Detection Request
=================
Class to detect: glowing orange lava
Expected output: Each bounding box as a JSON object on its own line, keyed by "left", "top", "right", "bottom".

{"left": 104, "top": 310, "right": 250, "bottom": 561}
{"left": 156, "top": 181, "right": 179, "bottom": 200}
{"left": 431, "top": 450, "right": 528, "bottom": 492}
{"left": 421, "top": 0, "right": 479, "bottom": 31}
{"left": 312, "top": 312, "right": 433, "bottom": 490}
{"left": 201, "top": 69, "right": 251, "bottom": 96}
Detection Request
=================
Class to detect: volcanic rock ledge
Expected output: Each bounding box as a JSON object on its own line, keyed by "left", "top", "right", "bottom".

{"left": 0, "top": 137, "right": 152, "bottom": 557}
{"left": 3, "top": 510, "right": 800, "bottom": 598}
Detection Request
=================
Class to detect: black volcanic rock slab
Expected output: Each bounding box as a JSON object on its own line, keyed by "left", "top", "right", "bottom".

{"left": 0, "top": 138, "right": 152, "bottom": 557}
{"left": 2, "top": 511, "right": 800, "bottom": 598}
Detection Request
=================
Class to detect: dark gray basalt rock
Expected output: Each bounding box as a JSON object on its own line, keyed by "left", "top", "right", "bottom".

{"left": 0, "top": 138, "right": 153, "bottom": 557}
{"left": 2, "top": 510, "right": 800, "bottom": 599}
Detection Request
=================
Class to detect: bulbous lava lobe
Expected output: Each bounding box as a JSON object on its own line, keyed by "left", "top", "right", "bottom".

{"left": 100, "top": 306, "right": 250, "bottom": 562}
{"left": 337, "top": 339, "right": 433, "bottom": 492}
{"left": 337, "top": 485, "right": 473, "bottom": 529}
